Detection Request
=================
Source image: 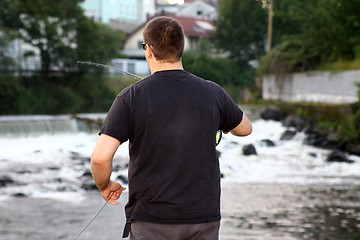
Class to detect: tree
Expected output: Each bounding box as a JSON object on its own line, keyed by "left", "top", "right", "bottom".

{"left": 0, "top": 0, "right": 125, "bottom": 75}
{"left": 259, "top": 0, "right": 360, "bottom": 74}
{"left": 183, "top": 38, "right": 246, "bottom": 87}
{"left": 0, "top": 0, "right": 86, "bottom": 75}
{"left": 214, "top": 0, "right": 268, "bottom": 66}
{"left": 76, "top": 16, "right": 126, "bottom": 67}
{"left": 0, "top": 0, "right": 126, "bottom": 114}
{"left": 0, "top": 16, "right": 20, "bottom": 114}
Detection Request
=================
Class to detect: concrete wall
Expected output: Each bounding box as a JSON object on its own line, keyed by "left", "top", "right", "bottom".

{"left": 262, "top": 70, "right": 360, "bottom": 104}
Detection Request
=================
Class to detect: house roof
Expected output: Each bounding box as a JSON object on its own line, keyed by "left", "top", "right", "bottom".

{"left": 167, "top": 14, "right": 215, "bottom": 38}
{"left": 127, "top": 14, "right": 215, "bottom": 39}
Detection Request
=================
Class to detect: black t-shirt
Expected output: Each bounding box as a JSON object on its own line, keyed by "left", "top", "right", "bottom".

{"left": 100, "top": 70, "right": 243, "bottom": 224}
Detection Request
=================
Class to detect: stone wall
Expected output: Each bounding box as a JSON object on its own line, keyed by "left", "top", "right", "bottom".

{"left": 262, "top": 70, "right": 360, "bottom": 104}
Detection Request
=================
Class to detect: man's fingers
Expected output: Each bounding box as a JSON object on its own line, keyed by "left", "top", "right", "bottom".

{"left": 107, "top": 199, "right": 120, "bottom": 205}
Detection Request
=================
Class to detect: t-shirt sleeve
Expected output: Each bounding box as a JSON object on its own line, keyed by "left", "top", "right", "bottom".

{"left": 219, "top": 88, "right": 243, "bottom": 132}
{"left": 99, "top": 91, "right": 130, "bottom": 143}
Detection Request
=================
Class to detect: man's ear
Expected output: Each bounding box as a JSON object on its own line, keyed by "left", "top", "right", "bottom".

{"left": 145, "top": 45, "right": 153, "bottom": 59}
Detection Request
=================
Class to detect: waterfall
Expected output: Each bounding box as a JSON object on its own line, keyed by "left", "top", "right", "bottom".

{"left": 0, "top": 114, "right": 105, "bottom": 137}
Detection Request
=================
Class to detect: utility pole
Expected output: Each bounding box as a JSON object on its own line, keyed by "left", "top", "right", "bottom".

{"left": 99, "top": 0, "right": 102, "bottom": 23}
{"left": 267, "top": 0, "right": 273, "bottom": 52}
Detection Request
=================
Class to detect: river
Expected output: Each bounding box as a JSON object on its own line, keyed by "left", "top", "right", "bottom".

{"left": 0, "top": 114, "right": 360, "bottom": 239}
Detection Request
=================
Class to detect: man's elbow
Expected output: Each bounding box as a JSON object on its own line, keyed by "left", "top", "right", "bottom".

{"left": 230, "top": 124, "right": 252, "bottom": 136}
{"left": 91, "top": 153, "right": 107, "bottom": 168}
{"left": 241, "top": 125, "right": 252, "bottom": 136}
{"left": 230, "top": 114, "right": 252, "bottom": 136}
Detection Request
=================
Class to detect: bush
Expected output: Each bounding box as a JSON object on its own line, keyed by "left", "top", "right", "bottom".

{"left": 0, "top": 73, "right": 20, "bottom": 114}
{"left": 3, "top": 71, "right": 119, "bottom": 114}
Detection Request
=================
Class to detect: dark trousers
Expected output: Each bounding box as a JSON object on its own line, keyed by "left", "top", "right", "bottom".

{"left": 129, "top": 220, "right": 220, "bottom": 240}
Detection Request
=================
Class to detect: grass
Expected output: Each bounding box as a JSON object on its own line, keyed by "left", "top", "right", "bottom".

{"left": 316, "top": 59, "right": 360, "bottom": 72}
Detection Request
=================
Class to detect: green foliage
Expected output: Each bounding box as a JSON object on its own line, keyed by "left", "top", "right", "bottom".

{"left": 0, "top": 18, "right": 16, "bottom": 70}
{"left": 9, "top": 73, "right": 118, "bottom": 114}
{"left": 258, "top": 38, "right": 319, "bottom": 75}
{"left": 281, "top": 103, "right": 352, "bottom": 126}
{"left": 259, "top": 0, "right": 360, "bottom": 74}
{"left": 0, "top": 1, "right": 127, "bottom": 114}
{"left": 182, "top": 38, "right": 252, "bottom": 87}
{"left": 0, "top": 0, "right": 86, "bottom": 72}
{"left": 76, "top": 17, "right": 126, "bottom": 66}
{"left": 214, "top": 0, "right": 267, "bottom": 65}
{"left": 0, "top": 74, "right": 20, "bottom": 114}
{"left": 316, "top": 59, "right": 360, "bottom": 72}
{"left": 0, "top": 0, "right": 125, "bottom": 74}
{"left": 341, "top": 83, "right": 360, "bottom": 142}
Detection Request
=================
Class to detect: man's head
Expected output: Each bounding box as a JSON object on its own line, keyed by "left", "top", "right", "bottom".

{"left": 143, "top": 16, "right": 185, "bottom": 63}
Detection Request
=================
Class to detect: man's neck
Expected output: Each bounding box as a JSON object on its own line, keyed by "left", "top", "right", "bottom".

{"left": 149, "top": 61, "right": 184, "bottom": 75}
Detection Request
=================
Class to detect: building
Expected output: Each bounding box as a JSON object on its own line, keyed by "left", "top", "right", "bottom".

{"left": 156, "top": 0, "right": 218, "bottom": 20}
{"left": 176, "top": 0, "right": 217, "bottom": 20}
{"left": 81, "top": 0, "right": 156, "bottom": 25}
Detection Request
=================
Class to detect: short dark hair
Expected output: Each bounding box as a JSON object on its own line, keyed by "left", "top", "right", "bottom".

{"left": 143, "top": 16, "right": 185, "bottom": 63}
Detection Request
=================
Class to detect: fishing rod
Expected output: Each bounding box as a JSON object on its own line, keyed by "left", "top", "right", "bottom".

{"left": 77, "top": 61, "right": 143, "bottom": 80}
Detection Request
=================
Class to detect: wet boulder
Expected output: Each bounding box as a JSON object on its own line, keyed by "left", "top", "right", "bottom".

{"left": 346, "top": 144, "right": 360, "bottom": 156}
{"left": 70, "top": 151, "right": 90, "bottom": 162}
{"left": 81, "top": 183, "right": 98, "bottom": 191}
{"left": 260, "top": 139, "right": 276, "bottom": 147}
{"left": 48, "top": 166, "right": 60, "bottom": 171}
{"left": 260, "top": 106, "right": 285, "bottom": 121}
{"left": 304, "top": 126, "right": 338, "bottom": 149}
{"left": 280, "top": 130, "right": 296, "bottom": 140}
{"left": 117, "top": 175, "right": 128, "bottom": 184}
{"left": 82, "top": 170, "right": 93, "bottom": 178}
{"left": 12, "top": 193, "right": 27, "bottom": 198}
{"left": 282, "top": 115, "right": 309, "bottom": 132}
{"left": 0, "top": 176, "right": 14, "bottom": 187}
{"left": 326, "top": 150, "right": 354, "bottom": 163}
{"left": 243, "top": 144, "right": 257, "bottom": 156}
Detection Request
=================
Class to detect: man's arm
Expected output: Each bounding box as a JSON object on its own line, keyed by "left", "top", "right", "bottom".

{"left": 229, "top": 112, "right": 252, "bottom": 136}
{"left": 91, "top": 134, "right": 126, "bottom": 205}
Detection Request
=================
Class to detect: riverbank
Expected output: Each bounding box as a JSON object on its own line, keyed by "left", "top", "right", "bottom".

{"left": 258, "top": 103, "right": 360, "bottom": 157}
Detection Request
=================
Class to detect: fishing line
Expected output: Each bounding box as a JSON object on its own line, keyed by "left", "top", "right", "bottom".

{"left": 73, "top": 192, "right": 114, "bottom": 240}
{"left": 77, "top": 61, "right": 143, "bottom": 80}
{"left": 74, "top": 60, "right": 223, "bottom": 237}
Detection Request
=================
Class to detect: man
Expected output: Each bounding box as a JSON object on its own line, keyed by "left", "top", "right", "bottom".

{"left": 91, "top": 16, "right": 252, "bottom": 240}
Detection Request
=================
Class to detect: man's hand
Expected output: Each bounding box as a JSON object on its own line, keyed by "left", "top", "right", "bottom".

{"left": 99, "top": 180, "right": 126, "bottom": 205}
{"left": 91, "top": 134, "right": 123, "bottom": 205}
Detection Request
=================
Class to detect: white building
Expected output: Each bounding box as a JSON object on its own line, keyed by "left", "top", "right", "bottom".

{"left": 156, "top": 0, "right": 218, "bottom": 20}
{"left": 176, "top": 0, "right": 217, "bottom": 20}
{"left": 81, "top": 0, "right": 156, "bottom": 24}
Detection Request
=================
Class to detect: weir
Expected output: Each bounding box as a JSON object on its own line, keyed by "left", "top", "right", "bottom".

{"left": 0, "top": 114, "right": 105, "bottom": 137}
